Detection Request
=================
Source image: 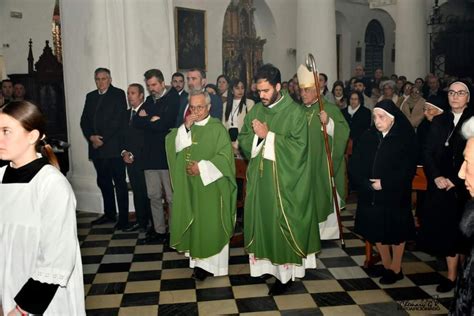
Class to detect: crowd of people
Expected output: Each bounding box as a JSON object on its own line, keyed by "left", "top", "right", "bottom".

{"left": 1, "top": 61, "right": 473, "bottom": 314}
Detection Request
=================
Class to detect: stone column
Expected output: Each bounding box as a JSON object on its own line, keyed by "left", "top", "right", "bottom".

{"left": 296, "top": 0, "right": 337, "bottom": 84}
{"left": 60, "top": 0, "right": 175, "bottom": 212}
{"left": 394, "top": 0, "right": 428, "bottom": 80}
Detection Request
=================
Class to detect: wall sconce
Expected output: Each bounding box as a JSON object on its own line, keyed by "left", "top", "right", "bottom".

{"left": 355, "top": 41, "right": 362, "bottom": 62}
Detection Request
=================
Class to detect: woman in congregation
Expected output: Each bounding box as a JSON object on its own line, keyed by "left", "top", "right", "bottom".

{"left": 216, "top": 74, "right": 230, "bottom": 104}
{"left": 0, "top": 101, "right": 85, "bottom": 315}
{"left": 417, "top": 81, "right": 473, "bottom": 293}
{"left": 350, "top": 100, "right": 417, "bottom": 285}
{"left": 222, "top": 78, "right": 254, "bottom": 154}
{"left": 331, "top": 80, "right": 347, "bottom": 109}
{"left": 341, "top": 90, "right": 371, "bottom": 150}
{"left": 205, "top": 83, "right": 218, "bottom": 95}
{"left": 378, "top": 80, "right": 399, "bottom": 105}
{"left": 397, "top": 81, "right": 413, "bottom": 108}
{"left": 399, "top": 84, "right": 425, "bottom": 129}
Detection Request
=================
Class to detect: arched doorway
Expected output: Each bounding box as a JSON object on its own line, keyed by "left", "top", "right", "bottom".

{"left": 364, "top": 19, "right": 384, "bottom": 76}
{"left": 222, "top": 0, "right": 266, "bottom": 88}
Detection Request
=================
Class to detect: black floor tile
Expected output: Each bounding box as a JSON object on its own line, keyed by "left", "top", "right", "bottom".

{"left": 278, "top": 280, "right": 308, "bottom": 295}
{"left": 83, "top": 273, "right": 96, "bottom": 284}
{"left": 343, "top": 246, "right": 366, "bottom": 256}
{"left": 133, "top": 253, "right": 163, "bottom": 262}
{"left": 158, "top": 302, "right": 198, "bottom": 316}
{"left": 112, "top": 233, "right": 139, "bottom": 240}
{"left": 236, "top": 297, "right": 278, "bottom": 313}
{"left": 97, "top": 263, "right": 132, "bottom": 273}
{"left": 401, "top": 252, "right": 421, "bottom": 263}
{"left": 319, "top": 256, "right": 358, "bottom": 268}
{"left": 77, "top": 222, "right": 92, "bottom": 228}
{"left": 342, "top": 232, "right": 359, "bottom": 240}
{"left": 406, "top": 272, "right": 446, "bottom": 286}
{"left": 88, "top": 282, "right": 126, "bottom": 295}
{"left": 384, "top": 287, "right": 432, "bottom": 301}
{"left": 359, "top": 302, "right": 409, "bottom": 316}
{"left": 105, "top": 246, "right": 135, "bottom": 254}
{"left": 120, "top": 292, "right": 159, "bottom": 307}
{"left": 302, "top": 269, "right": 334, "bottom": 280}
{"left": 89, "top": 227, "right": 116, "bottom": 234}
{"left": 281, "top": 308, "right": 323, "bottom": 316}
{"left": 160, "top": 278, "right": 196, "bottom": 291}
{"left": 85, "top": 308, "right": 119, "bottom": 316}
{"left": 77, "top": 212, "right": 97, "bottom": 218}
{"left": 229, "top": 274, "right": 267, "bottom": 286}
{"left": 321, "top": 240, "right": 340, "bottom": 248}
{"left": 81, "top": 240, "right": 110, "bottom": 248}
{"left": 161, "top": 259, "right": 189, "bottom": 269}
{"left": 127, "top": 270, "right": 161, "bottom": 282}
{"left": 81, "top": 255, "right": 103, "bottom": 264}
{"left": 229, "top": 255, "right": 249, "bottom": 265}
{"left": 362, "top": 265, "right": 386, "bottom": 278}
{"left": 311, "top": 291, "right": 356, "bottom": 307}
{"left": 337, "top": 278, "right": 380, "bottom": 291}
{"left": 196, "top": 287, "right": 234, "bottom": 301}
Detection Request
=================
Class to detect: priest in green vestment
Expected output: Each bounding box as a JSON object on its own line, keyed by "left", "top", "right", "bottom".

{"left": 238, "top": 64, "right": 320, "bottom": 295}
{"left": 165, "top": 90, "right": 236, "bottom": 281}
{"left": 297, "top": 65, "right": 350, "bottom": 240}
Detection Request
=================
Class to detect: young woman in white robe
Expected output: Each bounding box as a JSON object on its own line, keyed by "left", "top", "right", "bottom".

{"left": 0, "top": 101, "right": 85, "bottom": 315}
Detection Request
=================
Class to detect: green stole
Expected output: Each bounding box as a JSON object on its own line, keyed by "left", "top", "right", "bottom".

{"left": 165, "top": 117, "right": 237, "bottom": 258}
{"left": 238, "top": 92, "right": 321, "bottom": 264}
{"left": 303, "top": 100, "right": 350, "bottom": 230}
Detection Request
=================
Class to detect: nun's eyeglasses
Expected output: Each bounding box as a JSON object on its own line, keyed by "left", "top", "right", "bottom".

{"left": 448, "top": 90, "right": 469, "bottom": 97}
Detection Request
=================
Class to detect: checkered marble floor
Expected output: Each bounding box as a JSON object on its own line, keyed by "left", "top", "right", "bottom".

{"left": 78, "top": 205, "right": 454, "bottom": 315}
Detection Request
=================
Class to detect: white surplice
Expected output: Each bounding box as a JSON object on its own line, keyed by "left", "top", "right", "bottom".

{"left": 0, "top": 165, "right": 85, "bottom": 315}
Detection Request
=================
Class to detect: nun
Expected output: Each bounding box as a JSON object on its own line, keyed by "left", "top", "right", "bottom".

{"left": 417, "top": 81, "right": 474, "bottom": 293}
{"left": 350, "top": 99, "right": 417, "bottom": 285}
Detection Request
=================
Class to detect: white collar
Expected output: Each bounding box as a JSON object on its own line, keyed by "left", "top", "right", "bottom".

{"left": 348, "top": 104, "right": 361, "bottom": 115}
{"left": 195, "top": 115, "right": 210, "bottom": 126}
{"left": 268, "top": 94, "right": 283, "bottom": 109}
{"left": 131, "top": 102, "right": 144, "bottom": 112}
{"left": 98, "top": 88, "right": 108, "bottom": 95}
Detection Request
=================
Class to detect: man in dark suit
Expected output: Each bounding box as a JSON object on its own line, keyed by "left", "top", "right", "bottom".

{"left": 80, "top": 68, "right": 129, "bottom": 228}
{"left": 133, "top": 69, "right": 180, "bottom": 243}
{"left": 172, "top": 72, "right": 188, "bottom": 127}
{"left": 424, "top": 75, "right": 448, "bottom": 110}
{"left": 176, "top": 68, "right": 223, "bottom": 126}
{"left": 121, "top": 83, "right": 152, "bottom": 233}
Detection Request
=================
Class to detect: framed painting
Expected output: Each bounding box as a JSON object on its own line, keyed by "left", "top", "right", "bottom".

{"left": 175, "top": 7, "right": 206, "bottom": 71}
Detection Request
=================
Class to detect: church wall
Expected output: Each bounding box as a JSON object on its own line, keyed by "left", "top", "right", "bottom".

{"left": 336, "top": 0, "right": 396, "bottom": 81}
{"left": 0, "top": 0, "right": 55, "bottom": 75}
{"left": 254, "top": 0, "right": 297, "bottom": 81}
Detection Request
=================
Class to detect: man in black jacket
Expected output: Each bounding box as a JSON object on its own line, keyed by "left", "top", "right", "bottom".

{"left": 121, "top": 83, "right": 152, "bottom": 233}
{"left": 133, "top": 69, "right": 180, "bottom": 243}
{"left": 80, "top": 68, "right": 129, "bottom": 228}
{"left": 176, "top": 68, "right": 223, "bottom": 126}
{"left": 171, "top": 72, "right": 188, "bottom": 127}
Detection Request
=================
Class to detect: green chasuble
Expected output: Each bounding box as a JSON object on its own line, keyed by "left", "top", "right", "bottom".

{"left": 238, "top": 92, "right": 321, "bottom": 265}
{"left": 165, "top": 117, "right": 237, "bottom": 259}
{"left": 304, "top": 101, "right": 349, "bottom": 232}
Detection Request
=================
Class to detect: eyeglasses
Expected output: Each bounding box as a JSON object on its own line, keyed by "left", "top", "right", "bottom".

{"left": 189, "top": 105, "right": 206, "bottom": 111}
{"left": 448, "top": 90, "right": 469, "bottom": 97}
